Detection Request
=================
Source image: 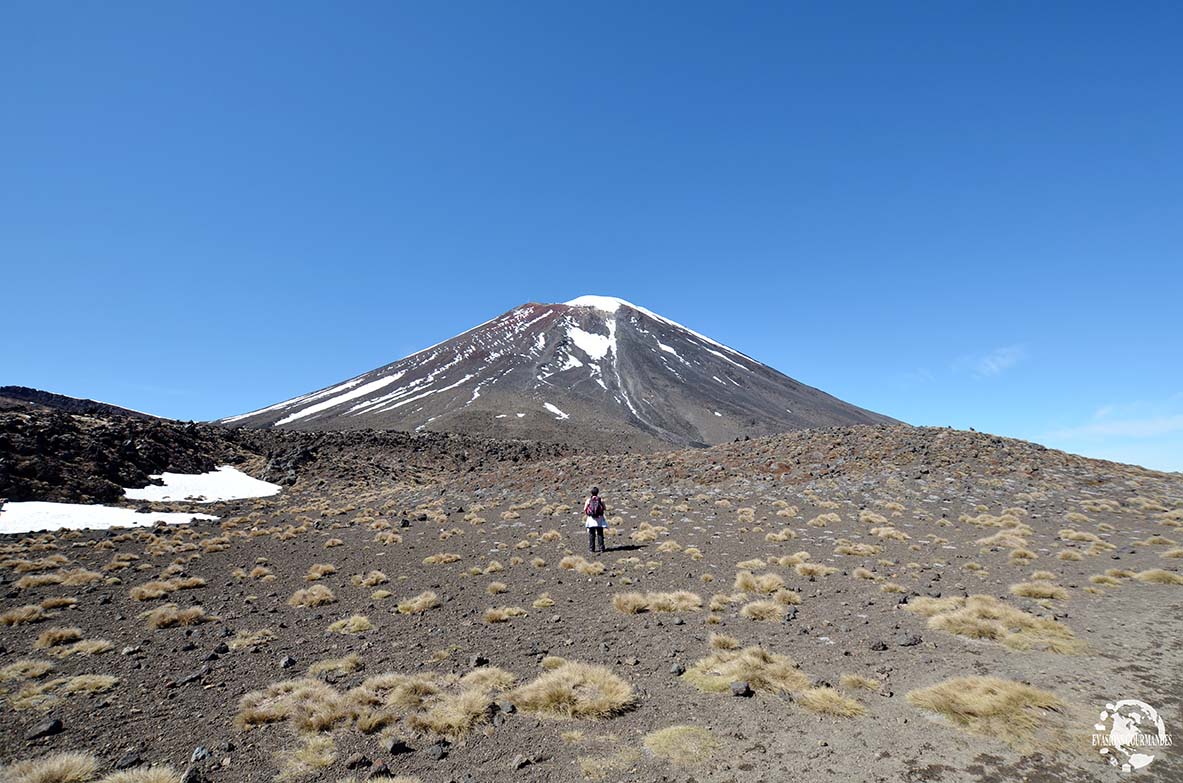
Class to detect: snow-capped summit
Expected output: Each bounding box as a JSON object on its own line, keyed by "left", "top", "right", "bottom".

{"left": 219, "top": 298, "right": 895, "bottom": 448}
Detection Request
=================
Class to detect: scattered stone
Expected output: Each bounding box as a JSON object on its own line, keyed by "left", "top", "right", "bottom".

{"left": 870, "top": 640, "right": 889, "bottom": 651}
{"left": 897, "top": 634, "right": 922, "bottom": 647}
{"left": 114, "top": 751, "right": 142, "bottom": 769}
{"left": 384, "top": 738, "right": 413, "bottom": 755}
{"left": 279, "top": 656, "right": 297, "bottom": 669}
{"left": 190, "top": 746, "right": 210, "bottom": 764}
{"left": 669, "top": 663, "right": 686, "bottom": 676}
{"left": 345, "top": 753, "right": 371, "bottom": 770}
{"left": 469, "top": 654, "right": 489, "bottom": 667}
{"left": 511, "top": 753, "right": 532, "bottom": 770}
{"left": 730, "top": 681, "right": 754, "bottom": 697}
{"left": 426, "top": 740, "right": 450, "bottom": 761}
{"left": 26, "top": 718, "right": 63, "bottom": 740}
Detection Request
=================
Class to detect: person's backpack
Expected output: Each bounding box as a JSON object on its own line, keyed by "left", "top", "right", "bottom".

{"left": 585, "top": 496, "right": 604, "bottom": 518}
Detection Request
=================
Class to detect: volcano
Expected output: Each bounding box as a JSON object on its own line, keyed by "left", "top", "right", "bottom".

{"left": 219, "top": 296, "right": 896, "bottom": 448}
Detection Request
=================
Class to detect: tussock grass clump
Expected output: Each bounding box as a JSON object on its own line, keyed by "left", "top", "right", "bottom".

{"left": 96, "top": 767, "right": 184, "bottom": 783}
{"left": 1010, "top": 582, "right": 1069, "bottom": 600}
{"left": 834, "top": 541, "right": 880, "bottom": 557}
{"left": 308, "top": 654, "right": 362, "bottom": 677}
{"left": 736, "top": 558, "right": 766, "bottom": 570}
{"left": 486, "top": 581, "right": 508, "bottom": 595}
{"left": 288, "top": 584, "right": 336, "bottom": 608}
{"left": 483, "top": 606, "right": 527, "bottom": 623}
{"left": 50, "top": 639, "right": 114, "bottom": 658}
{"left": 870, "top": 526, "right": 910, "bottom": 541}
{"left": 34, "top": 627, "right": 82, "bottom": 649}
{"left": 1133, "top": 569, "right": 1183, "bottom": 585}
{"left": 397, "top": 591, "right": 439, "bottom": 614}
{"left": 275, "top": 733, "right": 335, "bottom": 781}
{"left": 795, "top": 563, "right": 838, "bottom": 578}
{"left": 229, "top": 629, "right": 277, "bottom": 650}
{"left": 129, "top": 577, "right": 206, "bottom": 601}
{"left": 141, "top": 604, "right": 216, "bottom": 629}
{"left": 906, "top": 676, "right": 1063, "bottom": 751}
{"left": 612, "top": 591, "right": 701, "bottom": 614}
{"left": 642, "top": 725, "right": 719, "bottom": 766}
{"left": 559, "top": 555, "right": 605, "bottom": 576}
{"left": 304, "top": 563, "right": 337, "bottom": 581}
{"left": 797, "top": 687, "right": 865, "bottom": 717}
{"left": 1, "top": 604, "right": 46, "bottom": 626}
{"left": 682, "top": 646, "right": 809, "bottom": 694}
{"left": 422, "top": 553, "right": 462, "bottom": 565}
{"left": 0, "top": 659, "right": 54, "bottom": 681}
{"left": 765, "top": 528, "right": 797, "bottom": 543}
{"left": 328, "top": 615, "right": 373, "bottom": 634}
{"left": 905, "top": 595, "right": 1081, "bottom": 653}
{"left": 709, "top": 632, "right": 740, "bottom": 650}
{"left": 509, "top": 661, "right": 635, "bottom": 719}
{"left": 0, "top": 752, "right": 99, "bottom": 783}
{"left": 351, "top": 570, "right": 388, "bottom": 587}
{"left": 533, "top": 593, "right": 555, "bottom": 608}
{"left": 839, "top": 674, "right": 880, "bottom": 691}
{"left": 739, "top": 600, "right": 784, "bottom": 621}
{"left": 236, "top": 677, "right": 350, "bottom": 732}
{"left": 733, "top": 571, "right": 784, "bottom": 594}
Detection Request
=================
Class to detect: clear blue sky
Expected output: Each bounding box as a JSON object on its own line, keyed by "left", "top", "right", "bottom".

{"left": 2, "top": 2, "right": 1180, "bottom": 471}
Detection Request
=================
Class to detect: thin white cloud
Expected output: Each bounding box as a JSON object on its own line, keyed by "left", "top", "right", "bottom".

{"left": 1049, "top": 412, "right": 1183, "bottom": 440}
{"left": 956, "top": 345, "right": 1027, "bottom": 378}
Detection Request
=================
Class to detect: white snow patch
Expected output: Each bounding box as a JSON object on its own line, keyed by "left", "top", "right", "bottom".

{"left": 534, "top": 333, "right": 546, "bottom": 351}
{"left": 516, "top": 413, "right": 525, "bottom": 418}
{"left": 495, "top": 414, "right": 508, "bottom": 419}
{"left": 543, "top": 403, "right": 569, "bottom": 420}
{"left": 1, "top": 502, "right": 217, "bottom": 534}
{"left": 712, "top": 375, "right": 726, "bottom": 385}
{"left": 566, "top": 295, "right": 755, "bottom": 364}
{"left": 222, "top": 377, "right": 368, "bottom": 423}
{"left": 124, "top": 466, "right": 281, "bottom": 503}
{"left": 276, "top": 374, "right": 404, "bottom": 425}
{"left": 714, "top": 411, "right": 722, "bottom": 417}
{"left": 560, "top": 353, "right": 584, "bottom": 370}
{"left": 566, "top": 324, "right": 614, "bottom": 361}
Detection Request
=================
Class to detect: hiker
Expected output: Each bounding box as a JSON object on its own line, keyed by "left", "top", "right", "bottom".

{"left": 583, "top": 487, "right": 607, "bottom": 553}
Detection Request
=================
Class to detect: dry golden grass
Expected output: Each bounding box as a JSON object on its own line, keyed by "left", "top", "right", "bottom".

{"left": 834, "top": 541, "right": 880, "bottom": 557}
{"left": 396, "top": 591, "right": 439, "bottom": 614}
{"left": 1, "top": 752, "right": 100, "bottom": 783}
{"left": 422, "top": 553, "right": 462, "bottom": 565}
{"left": 905, "top": 595, "right": 1081, "bottom": 653}
{"left": 33, "top": 627, "right": 82, "bottom": 649}
{"left": 129, "top": 576, "right": 206, "bottom": 601}
{"left": 97, "top": 767, "right": 183, "bottom": 783}
{"left": 733, "top": 571, "right": 785, "bottom": 594}
{"left": 0, "top": 658, "right": 54, "bottom": 682}
{"left": 642, "top": 725, "right": 719, "bottom": 766}
{"left": 508, "top": 661, "right": 635, "bottom": 719}
{"left": 611, "top": 591, "right": 701, "bottom": 614}
{"left": 795, "top": 563, "right": 838, "bottom": 578}
{"left": 141, "top": 604, "right": 216, "bottom": 629}
{"left": 559, "top": 555, "right": 605, "bottom": 576}
{"left": 739, "top": 600, "right": 784, "bottom": 621}
{"left": 50, "top": 639, "right": 114, "bottom": 658}
{"left": 682, "top": 645, "right": 809, "bottom": 694}
{"left": 328, "top": 614, "right": 373, "bottom": 634}
{"left": 483, "top": 606, "right": 527, "bottom": 623}
{"left": 236, "top": 677, "right": 349, "bottom": 732}
{"left": 1009, "top": 582, "right": 1069, "bottom": 600}
{"left": 94, "top": 768, "right": 185, "bottom": 783}
{"left": 870, "top": 526, "right": 910, "bottom": 541}
{"left": 906, "top": 676, "right": 1063, "bottom": 751}
{"left": 533, "top": 593, "right": 555, "bottom": 608}
{"left": 304, "top": 563, "right": 337, "bottom": 581}
{"left": 797, "top": 686, "right": 865, "bottom": 717}
{"left": 709, "top": 632, "right": 740, "bottom": 650}
{"left": 275, "top": 733, "right": 336, "bottom": 782}
{"left": 1133, "top": 569, "right": 1183, "bottom": 585}
{"left": 839, "top": 674, "right": 880, "bottom": 691}
{"left": 486, "top": 581, "right": 508, "bottom": 595}
{"left": 288, "top": 584, "right": 336, "bottom": 608}
{"left": 228, "top": 629, "right": 277, "bottom": 650}
{"left": 351, "top": 570, "right": 388, "bottom": 587}
{"left": 1, "top": 604, "right": 46, "bottom": 626}
{"left": 307, "top": 654, "right": 362, "bottom": 677}
{"left": 578, "top": 751, "right": 642, "bottom": 780}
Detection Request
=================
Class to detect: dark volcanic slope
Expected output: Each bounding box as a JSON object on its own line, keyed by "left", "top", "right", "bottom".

{"left": 0, "top": 385, "right": 164, "bottom": 420}
{"left": 221, "top": 296, "right": 895, "bottom": 447}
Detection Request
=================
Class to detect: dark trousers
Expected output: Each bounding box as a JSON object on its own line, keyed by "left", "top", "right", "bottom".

{"left": 587, "top": 526, "right": 605, "bottom": 552}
